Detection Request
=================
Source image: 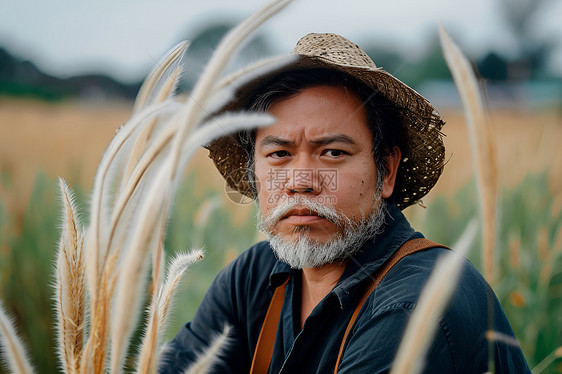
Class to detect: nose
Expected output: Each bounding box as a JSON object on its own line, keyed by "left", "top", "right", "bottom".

{"left": 284, "top": 166, "right": 322, "bottom": 195}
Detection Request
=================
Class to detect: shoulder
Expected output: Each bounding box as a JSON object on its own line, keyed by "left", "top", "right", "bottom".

{"left": 370, "top": 247, "right": 486, "bottom": 311}
{"left": 359, "top": 246, "right": 529, "bottom": 373}
{"left": 367, "top": 246, "right": 492, "bottom": 336}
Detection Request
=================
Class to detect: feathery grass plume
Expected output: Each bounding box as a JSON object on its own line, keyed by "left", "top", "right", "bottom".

{"left": 109, "top": 169, "right": 169, "bottom": 373}
{"left": 105, "top": 104, "right": 181, "bottom": 255}
{"left": 107, "top": 1, "right": 291, "bottom": 362}
{"left": 166, "top": 0, "right": 293, "bottom": 185}
{"left": 531, "top": 346, "right": 562, "bottom": 374}
{"left": 80, "top": 250, "right": 119, "bottom": 374}
{"left": 0, "top": 301, "right": 35, "bottom": 374}
{"left": 439, "top": 25, "right": 498, "bottom": 285}
{"left": 107, "top": 111, "right": 273, "bottom": 374}
{"left": 67, "top": 2, "right": 292, "bottom": 372}
{"left": 183, "top": 327, "right": 231, "bottom": 374}
{"left": 135, "top": 250, "right": 204, "bottom": 374}
{"left": 206, "top": 54, "right": 298, "bottom": 116}
{"left": 137, "top": 3, "right": 293, "bottom": 339}
{"left": 85, "top": 100, "right": 178, "bottom": 309}
{"left": 132, "top": 41, "right": 189, "bottom": 115}
{"left": 125, "top": 41, "right": 189, "bottom": 182}
{"left": 82, "top": 102, "right": 176, "bottom": 374}
{"left": 55, "top": 178, "right": 86, "bottom": 374}
{"left": 390, "top": 220, "right": 478, "bottom": 374}
{"left": 109, "top": 110, "right": 274, "bottom": 373}
{"left": 152, "top": 225, "right": 168, "bottom": 298}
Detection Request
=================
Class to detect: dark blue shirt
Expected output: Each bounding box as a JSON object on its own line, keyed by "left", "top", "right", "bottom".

{"left": 159, "top": 203, "right": 530, "bottom": 373}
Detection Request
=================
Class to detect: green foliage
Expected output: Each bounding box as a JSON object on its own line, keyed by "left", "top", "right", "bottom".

{"left": 0, "top": 172, "right": 60, "bottom": 374}
{"left": 0, "top": 81, "right": 67, "bottom": 102}
{"left": 496, "top": 174, "right": 562, "bottom": 372}
{"left": 409, "top": 173, "right": 562, "bottom": 371}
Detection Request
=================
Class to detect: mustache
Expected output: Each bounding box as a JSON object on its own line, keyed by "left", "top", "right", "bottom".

{"left": 258, "top": 198, "right": 346, "bottom": 233}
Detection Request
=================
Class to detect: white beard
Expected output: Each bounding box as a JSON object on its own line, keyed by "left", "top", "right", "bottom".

{"left": 258, "top": 196, "right": 387, "bottom": 269}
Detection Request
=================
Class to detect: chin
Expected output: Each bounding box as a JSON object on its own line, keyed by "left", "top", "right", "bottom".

{"left": 280, "top": 226, "right": 336, "bottom": 244}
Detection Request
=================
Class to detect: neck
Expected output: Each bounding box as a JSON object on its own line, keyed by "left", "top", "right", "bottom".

{"left": 300, "top": 261, "right": 347, "bottom": 329}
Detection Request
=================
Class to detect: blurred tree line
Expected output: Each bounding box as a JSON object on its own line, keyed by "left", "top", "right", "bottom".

{"left": 1, "top": 0, "right": 560, "bottom": 103}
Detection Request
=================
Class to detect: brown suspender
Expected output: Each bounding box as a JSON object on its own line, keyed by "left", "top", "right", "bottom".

{"left": 250, "top": 277, "right": 291, "bottom": 374}
{"left": 250, "top": 238, "right": 449, "bottom": 374}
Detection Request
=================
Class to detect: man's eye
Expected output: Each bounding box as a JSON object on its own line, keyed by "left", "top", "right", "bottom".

{"left": 268, "top": 150, "right": 291, "bottom": 158}
{"left": 323, "top": 149, "right": 346, "bottom": 157}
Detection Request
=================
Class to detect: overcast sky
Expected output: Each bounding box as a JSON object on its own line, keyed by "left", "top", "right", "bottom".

{"left": 1, "top": 0, "right": 561, "bottom": 82}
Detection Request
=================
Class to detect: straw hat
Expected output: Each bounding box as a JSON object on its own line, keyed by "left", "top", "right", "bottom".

{"left": 207, "top": 33, "right": 445, "bottom": 209}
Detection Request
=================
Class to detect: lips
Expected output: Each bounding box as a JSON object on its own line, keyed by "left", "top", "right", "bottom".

{"left": 281, "top": 207, "right": 327, "bottom": 225}
{"left": 282, "top": 207, "right": 320, "bottom": 219}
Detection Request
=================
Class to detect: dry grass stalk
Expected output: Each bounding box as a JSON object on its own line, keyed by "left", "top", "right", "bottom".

{"left": 135, "top": 251, "right": 204, "bottom": 374}
{"left": 94, "top": 2, "right": 290, "bottom": 372}
{"left": 183, "top": 327, "right": 231, "bottom": 374}
{"left": 85, "top": 63, "right": 182, "bottom": 373}
{"left": 85, "top": 100, "right": 176, "bottom": 312}
{"left": 390, "top": 220, "right": 478, "bottom": 374}
{"left": 130, "top": 60, "right": 188, "bottom": 290}
{"left": 80, "top": 250, "right": 119, "bottom": 374}
{"left": 103, "top": 6, "right": 292, "bottom": 368}
{"left": 0, "top": 302, "right": 35, "bottom": 374}
{"left": 55, "top": 178, "right": 86, "bottom": 374}
{"left": 151, "top": 214, "right": 168, "bottom": 298}
{"left": 537, "top": 226, "right": 562, "bottom": 291}
{"left": 109, "top": 102, "right": 276, "bottom": 373}
{"left": 132, "top": 41, "right": 189, "bottom": 115}
{"left": 125, "top": 41, "right": 188, "bottom": 181}
{"left": 206, "top": 54, "right": 298, "bottom": 116}
{"left": 531, "top": 345, "right": 562, "bottom": 374}
{"left": 165, "top": 0, "right": 293, "bottom": 184}
{"left": 109, "top": 179, "right": 168, "bottom": 373}
{"left": 440, "top": 25, "right": 498, "bottom": 285}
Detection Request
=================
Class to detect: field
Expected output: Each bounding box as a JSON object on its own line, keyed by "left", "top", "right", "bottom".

{"left": 0, "top": 98, "right": 561, "bottom": 372}
{"left": 1, "top": 99, "right": 561, "bottom": 217}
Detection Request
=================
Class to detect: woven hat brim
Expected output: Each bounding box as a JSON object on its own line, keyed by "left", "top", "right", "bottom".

{"left": 207, "top": 54, "right": 445, "bottom": 209}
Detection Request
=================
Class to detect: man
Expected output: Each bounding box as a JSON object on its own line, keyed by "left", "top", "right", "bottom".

{"left": 159, "top": 33, "right": 530, "bottom": 373}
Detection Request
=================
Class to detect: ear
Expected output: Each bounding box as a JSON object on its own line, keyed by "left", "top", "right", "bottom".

{"left": 381, "top": 146, "right": 401, "bottom": 199}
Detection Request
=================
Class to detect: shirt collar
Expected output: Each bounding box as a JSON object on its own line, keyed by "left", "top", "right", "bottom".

{"left": 331, "top": 202, "right": 418, "bottom": 308}
{"left": 267, "top": 202, "right": 419, "bottom": 301}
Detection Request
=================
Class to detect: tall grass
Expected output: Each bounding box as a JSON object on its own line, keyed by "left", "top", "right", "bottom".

{"left": 0, "top": 1, "right": 292, "bottom": 373}
{"left": 440, "top": 24, "right": 498, "bottom": 286}
{"left": 389, "top": 27, "right": 560, "bottom": 373}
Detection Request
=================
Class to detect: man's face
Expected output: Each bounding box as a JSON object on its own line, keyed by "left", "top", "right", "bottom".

{"left": 254, "top": 85, "right": 383, "bottom": 249}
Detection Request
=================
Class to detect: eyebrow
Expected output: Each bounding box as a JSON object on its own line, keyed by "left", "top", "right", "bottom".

{"left": 310, "top": 134, "right": 358, "bottom": 146}
{"left": 258, "top": 136, "right": 294, "bottom": 148}
{"left": 258, "top": 134, "right": 358, "bottom": 148}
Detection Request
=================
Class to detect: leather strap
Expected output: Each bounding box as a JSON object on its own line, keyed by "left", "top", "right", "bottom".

{"left": 250, "top": 277, "right": 290, "bottom": 374}
{"left": 333, "top": 238, "right": 449, "bottom": 373}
